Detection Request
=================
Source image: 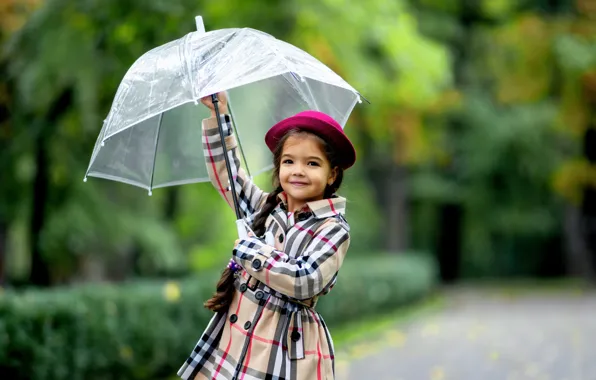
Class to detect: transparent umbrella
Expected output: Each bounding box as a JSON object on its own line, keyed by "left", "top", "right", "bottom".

{"left": 85, "top": 16, "right": 365, "bottom": 225}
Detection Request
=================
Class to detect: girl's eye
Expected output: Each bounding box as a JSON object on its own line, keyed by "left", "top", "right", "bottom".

{"left": 308, "top": 161, "right": 320, "bottom": 167}
{"left": 282, "top": 159, "right": 293, "bottom": 164}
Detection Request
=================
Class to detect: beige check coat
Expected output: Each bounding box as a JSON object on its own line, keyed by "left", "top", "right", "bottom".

{"left": 177, "top": 115, "right": 351, "bottom": 380}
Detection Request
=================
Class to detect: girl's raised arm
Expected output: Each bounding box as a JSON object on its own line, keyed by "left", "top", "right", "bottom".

{"left": 232, "top": 217, "right": 351, "bottom": 300}
{"left": 202, "top": 114, "right": 268, "bottom": 222}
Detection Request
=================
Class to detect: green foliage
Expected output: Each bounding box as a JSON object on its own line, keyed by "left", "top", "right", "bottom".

{"left": 554, "top": 33, "right": 596, "bottom": 74}
{"left": 292, "top": 0, "right": 453, "bottom": 147}
{"left": 3, "top": 0, "right": 296, "bottom": 283}
{"left": 0, "top": 254, "right": 436, "bottom": 380}
{"left": 317, "top": 253, "right": 437, "bottom": 324}
{"left": 458, "top": 97, "right": 565, "bottom": 275}
{"left": 405, "top": 6, "right": 596, "bottom": 277}
{"left": 4, "top": 0, "right": 596, "bottom": 286}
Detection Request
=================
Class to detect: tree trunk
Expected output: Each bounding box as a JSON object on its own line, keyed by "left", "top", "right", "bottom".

{"left": 580, "top": 118, "right": 596, "bottom": 284}
{"left": 351, "top": 109, "right": 410, "bottom": 252}
{"left": 386, "top": 164, "right": 409, "bottom": 251}
{"left": 27, "top": 89, "right": 73, "bottom": 287}
{"left": 563, "top": 204, "right": 595, "bottom": 281}
{"left": 163, "top": 187, "right": 179, "bottom": 221}
{"left": 581, "top": 186, "right": 596, "bottom": 283}
{"left": 436, "top": 203, "right": 463, "bottom": 283}
{"left": 0, "top": 221, "right": 7, "bottom": 285}
{"left": 29, "top": 130, "right": 51, "bottom": 286}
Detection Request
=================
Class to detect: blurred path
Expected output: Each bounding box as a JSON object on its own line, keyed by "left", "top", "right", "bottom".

{"left": 336, "top": 286, "right": 596, "bottom": 380}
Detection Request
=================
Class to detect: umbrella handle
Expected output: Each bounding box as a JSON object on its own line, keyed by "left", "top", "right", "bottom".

{"left": 212, "top": 93, "right": 243, "bottom": 219}
{"left": 195, "top": 16, "right": 205, "bottom": 34}
{"left": 236, "top": 219, "right": 254, "bottom": 239}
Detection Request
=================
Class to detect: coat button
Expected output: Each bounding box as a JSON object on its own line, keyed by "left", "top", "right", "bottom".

{"left": 252, "top": 259, "right": 262, "bottom": 270}
{"left": 239, "top": 283, "right": 248, "bottom": 293}
{"left": 291, "top": 330, "right": 301, "bottom": 342}
{"left": 278, "top": 234, "right": 284, "bottom": 243}
{"left": 297, "top": 212, "right": 312, "bottom": 222}
{"left": 255, "top": 291, "right": 265, "bottom": 300}
{"left": 244, "top": 321, "right": 252, "bottom": 330}
{"left": 229, "top": 314, "right": 238, "bottom": 323}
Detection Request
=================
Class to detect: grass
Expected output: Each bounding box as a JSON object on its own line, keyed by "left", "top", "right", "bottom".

{"left": 448, "top": 277, "right": 592, "bottom": 297}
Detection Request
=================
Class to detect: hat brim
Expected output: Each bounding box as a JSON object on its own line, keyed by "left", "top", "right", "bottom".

{"left": 265, "top": 115, "right": 356, "bottom": 169}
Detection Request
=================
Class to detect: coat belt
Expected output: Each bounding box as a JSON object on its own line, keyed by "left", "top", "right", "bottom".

{"left": 238, "top": 273, "right": 319, "bottom": 309}
{"left": 234, "top": 274, "right": 318, "bottom": 360}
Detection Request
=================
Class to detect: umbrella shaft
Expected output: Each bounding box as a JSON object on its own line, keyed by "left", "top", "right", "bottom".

{"left": 212, "top": 94, "right": 242, "bottom": 220}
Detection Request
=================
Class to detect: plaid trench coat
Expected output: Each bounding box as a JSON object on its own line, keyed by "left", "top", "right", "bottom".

{"left": 177, "top": 115, "right": 351, "bottom": 380}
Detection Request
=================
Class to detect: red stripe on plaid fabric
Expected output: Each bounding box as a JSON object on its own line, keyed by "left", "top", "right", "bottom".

{"left": 264, "top": 250, "right": 286, "bottom": 285}
{"left": 264, "top": 254, "right": 277, "bottom": 287}
{"left": 228, "top": 323, "right": 333, "bottom": 358}
{"left": 304, "top": 351, "right": 333, "bottom": 359}
{"left": 230, "top": 324, "right": 287, "bottom": 349}
{"left": 327, "top": 199, "right": 337, "bottom": 215}
{"left": 204, "top": 132, "right": 229, "bottom": 204}
{"left": 309, "top": 309, "right": 324, "bottom": 380}
{"left": 293, "top": 223, "right": 315, "bottom": 237}
{"left": 239, "top": 296, "right": 271, "bottom": 380}
{"left": 316, "top": 341, "right": 323, "bottom": 380}
{"left": 213, "top": 291, "right": 246, "bottom": 378}
{"left": 295, "top": 223, "right": 338, "bottom": 252}
{"left": 212, "top": 322, "right": 233, "bottom": 378}
{"left": 265, "top": 266, "right": 270, "bottom": 287}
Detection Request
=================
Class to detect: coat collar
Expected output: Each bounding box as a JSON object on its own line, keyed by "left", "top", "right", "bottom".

{"left": 277, "top": 192, "right": 346, "bottom": 219}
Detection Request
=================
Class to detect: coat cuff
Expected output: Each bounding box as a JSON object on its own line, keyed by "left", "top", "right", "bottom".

{"left": 202, "top": 114, "right": 236, "bottom": 149}
{"left": 233, "top": 237, "right": 275, "bottom": 272}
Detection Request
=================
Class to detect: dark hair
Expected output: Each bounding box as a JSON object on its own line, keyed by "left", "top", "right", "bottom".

{"left": 204, "top": 129, "right": 345, "bottom": 312}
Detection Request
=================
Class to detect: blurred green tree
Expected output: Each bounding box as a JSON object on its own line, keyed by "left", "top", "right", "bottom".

{"left": 3, "top": 0, "right": 596, "bottom": 286}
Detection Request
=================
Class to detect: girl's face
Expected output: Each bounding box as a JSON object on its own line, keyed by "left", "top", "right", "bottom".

{"left": 279, "top": 133, "right": 337, "bottom": 212}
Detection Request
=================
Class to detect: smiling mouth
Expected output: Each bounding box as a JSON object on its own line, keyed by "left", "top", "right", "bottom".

{"left": 289, "top": 182, "right": 309, "bottom": 186}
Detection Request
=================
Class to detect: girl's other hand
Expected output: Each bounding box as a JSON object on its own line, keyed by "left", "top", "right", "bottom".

{"left": 200, "top": 92, "right": 228, "bottom": 117}
{"left": 234, "top": 232, "right": 254, "bottom": 249}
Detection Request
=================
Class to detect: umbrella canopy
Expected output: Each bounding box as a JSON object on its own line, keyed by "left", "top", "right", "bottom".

{"left": 85, "top": 17, "right": 363, "bottom": 193}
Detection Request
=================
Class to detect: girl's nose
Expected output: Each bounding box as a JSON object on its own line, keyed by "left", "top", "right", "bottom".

{"left": 292, "top": 164, "right": 306, "bottom": 176}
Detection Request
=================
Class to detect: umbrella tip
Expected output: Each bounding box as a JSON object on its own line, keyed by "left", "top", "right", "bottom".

{"left": 195, "top": 16, "right": 205, "bottom": 34}
{"left": 148, "top": 190, "right": 153, "bottom": 196}
{"left": 83, "top": 177, "right": 87, "bottom": 183}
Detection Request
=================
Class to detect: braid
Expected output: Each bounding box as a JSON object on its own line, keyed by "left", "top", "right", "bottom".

{"left": 251, "top": 185, "right": 283, "bottom": 237}
{"left": 204, "top": 185, "right": 282, "bottom": 312}
{"left": 203, "top": 267, "right": 235, "bottom": 312}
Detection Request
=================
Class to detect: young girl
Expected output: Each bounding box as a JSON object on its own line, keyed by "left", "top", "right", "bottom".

{"left": 178, "top": 92, "right": 356, "bottom": 380}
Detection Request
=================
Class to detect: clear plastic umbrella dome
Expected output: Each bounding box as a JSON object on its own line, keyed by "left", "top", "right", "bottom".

{"left": 85, "top": 17, "right": 363, "bottom": 193}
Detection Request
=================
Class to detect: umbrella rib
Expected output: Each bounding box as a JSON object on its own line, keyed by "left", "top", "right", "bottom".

{"left": 254, "top": 33, "right": 321, "bottom": 111}
{"left": 85, "top": 120, "right": 107, "bottom": 178}
{"left": 149, "top": 113, "right": 164, "bottom": 193}
{"left": 227, "top": 102, "right": 252, "bottom": 178}
{"left": 254, "top": 32, "right": 300, "bottom": 80}
{"left": 182, "top": 34, "right": 197, "bottom": 100}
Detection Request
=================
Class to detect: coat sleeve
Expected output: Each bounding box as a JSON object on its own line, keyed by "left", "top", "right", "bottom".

{"left": 203, "top": 115, "right": 268, "bottom": 222}
{"left": 232, "top": 218, "right": 350, "bottom": 300}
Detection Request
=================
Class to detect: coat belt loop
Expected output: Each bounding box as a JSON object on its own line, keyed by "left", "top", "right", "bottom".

{"left": 247, "top": 275, "right": 259, "bottom": 290}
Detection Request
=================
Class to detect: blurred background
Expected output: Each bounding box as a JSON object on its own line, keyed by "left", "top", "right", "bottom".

{"left": 1, "top": 0, "right": 596, "bottom": 379}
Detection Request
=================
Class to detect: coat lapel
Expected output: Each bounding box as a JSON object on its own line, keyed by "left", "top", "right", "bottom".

{"left": 269, "top": 206, "right": 288, "bottom": 232}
